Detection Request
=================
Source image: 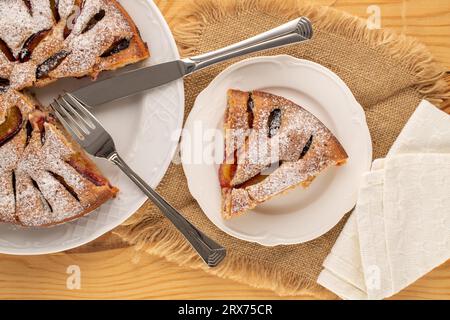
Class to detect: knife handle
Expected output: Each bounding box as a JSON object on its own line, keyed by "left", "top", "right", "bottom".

{"left": 182, "top": 17, "right": 313, "bottom": 73}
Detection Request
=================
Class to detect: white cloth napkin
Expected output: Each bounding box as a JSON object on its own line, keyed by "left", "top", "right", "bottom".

{"left": 317, "top": 100, "right": 450, "bottom": 299}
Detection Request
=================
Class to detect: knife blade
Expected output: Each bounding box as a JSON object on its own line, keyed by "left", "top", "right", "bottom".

{"left": 70, "top": 60, "right": 189, "bottom": 106}
{"left": 69, "top": 17, "right": 313, "bottom": 106}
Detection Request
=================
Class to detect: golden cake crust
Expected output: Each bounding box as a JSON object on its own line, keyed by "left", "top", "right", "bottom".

{"left": 0, "top": 92, "right": 119, "bottom": 227}
{"left": 0, "top": 0, "right": 150, "bottom": 88}
{"left": 219, "top": 89, "right": 348, "bottom": 219}
{"left": 0, "top": 0, "right": 149, "bottom": 227}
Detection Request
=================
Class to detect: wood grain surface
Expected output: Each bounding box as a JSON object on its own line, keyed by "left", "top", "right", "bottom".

{"left": 0, "top": 0, "right": 449, "bottom": 300}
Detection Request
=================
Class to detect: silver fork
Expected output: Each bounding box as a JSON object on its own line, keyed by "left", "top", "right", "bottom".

{"left": 50, "top": 93, "right": 226, "bottom": 267}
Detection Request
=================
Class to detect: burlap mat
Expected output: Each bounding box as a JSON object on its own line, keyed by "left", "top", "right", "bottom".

{"left": 115, "top": 0, "right": 450, "bottom": 298}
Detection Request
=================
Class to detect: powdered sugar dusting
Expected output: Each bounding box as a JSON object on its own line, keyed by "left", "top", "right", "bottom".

{"left": 0, "top": 98, "right": 115, "bottom": 226}
{"left": 0, "top": 53, "right": 13, "bottom": 79}
{"left": 0, "top": 0, "right": 145, "bottom": 226}
{"left": 221, "top": 90, "right": 348, "bottom": 217}
{"left": 0, "top": 0, "right": 53, "bottom": 56}
{"left": 0, "top": 132, "right": 24, "bottom": 223}
{"left": 52, "top": 0, "right": 133, "bottom": 78}
{"left": 2, "top": 0, "right": 137, "bottom": 89}
{"left": 9, "top": 61, "right": 35, "bottom": 90}
{"left": 58, "top": 0, "right": 76, "bottom": 20}
{"left": 14, "top": 136, "right": 92, "bottom": 226}
{"left": 230, "top": 188, "right": 255, "bottom": 217}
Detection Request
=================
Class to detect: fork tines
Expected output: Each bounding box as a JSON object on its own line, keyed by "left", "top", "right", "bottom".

{"left": 51, "top": 93, "right": 98, "bottom": 142}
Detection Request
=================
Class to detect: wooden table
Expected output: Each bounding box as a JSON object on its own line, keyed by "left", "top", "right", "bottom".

{"left": 1, "top": 0, "right": 449, "bottom": 300}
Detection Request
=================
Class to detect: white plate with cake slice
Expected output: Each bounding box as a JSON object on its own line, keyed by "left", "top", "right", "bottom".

{"left": 0, "top": 0, "right": 184, "bottom": 254}
{"left": 181, "top": 55, "right": 372, "bottom": 246}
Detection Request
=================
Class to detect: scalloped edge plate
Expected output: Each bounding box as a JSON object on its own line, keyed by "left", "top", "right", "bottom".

{"left": 181, "top": 55, "right": 372, "bottom": 246}
{"left": 0, "top": 0, "right": 184, "bottom": 255}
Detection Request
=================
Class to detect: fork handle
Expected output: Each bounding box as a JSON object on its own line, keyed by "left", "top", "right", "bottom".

{"left": 109, "top": 152, "right": 226, "bottom": 267}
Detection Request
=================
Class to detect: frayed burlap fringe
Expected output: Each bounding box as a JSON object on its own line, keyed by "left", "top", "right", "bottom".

{"left": 117, "top": 214, "right": 337, "bottom": 298}
{"left": 115, "top": 0, "right": 449, "bottom": 298}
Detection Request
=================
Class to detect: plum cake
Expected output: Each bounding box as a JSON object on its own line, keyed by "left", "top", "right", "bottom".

{"left": 0, "top": 0, "right": 149, "bottom": 227}
{"left": 219, "top": 90, "right": 348, "bottom": 219}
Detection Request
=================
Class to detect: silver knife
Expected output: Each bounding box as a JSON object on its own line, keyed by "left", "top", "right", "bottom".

{"left": 71, "top": 17, "right": 313, "bottom": 106}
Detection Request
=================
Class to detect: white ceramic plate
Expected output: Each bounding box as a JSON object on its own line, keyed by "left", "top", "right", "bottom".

{"left": 181, "top": 55, "right": 372, "bottom": 246}
{"left": 0, "top": 0, "right": 184, "bottom": 255}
